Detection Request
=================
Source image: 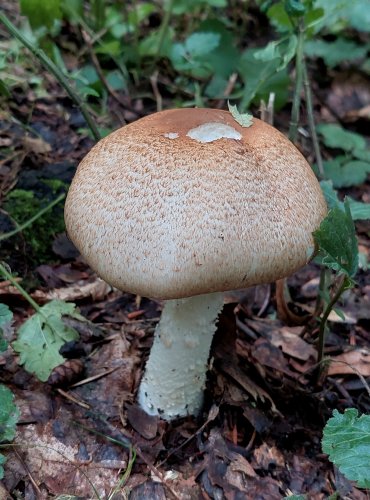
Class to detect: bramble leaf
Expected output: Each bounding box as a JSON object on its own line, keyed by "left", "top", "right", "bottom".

{"left": 12, "top": 300, "right": 82, "bottom": 382}
{"left": 322, "top": 408, "right": 370, "bottom": 488}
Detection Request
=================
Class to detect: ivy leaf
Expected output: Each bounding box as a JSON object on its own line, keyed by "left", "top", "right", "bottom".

{"left": 322, "top": 408, "right": 370, "bottom": 488}
{"left": 0, "top": 303, "right": 12, "bottom": 353}
{"left": 12, "top": 300, "right": 82, "bottom": 382}
{"left": 228, "top": 102, "right": 253, "bottom": 127}
{"left": 313, "top": 199, "right": 358, "bottom": 278}
{"left": 0, "top": 384, "right": 19, "bottom": 479}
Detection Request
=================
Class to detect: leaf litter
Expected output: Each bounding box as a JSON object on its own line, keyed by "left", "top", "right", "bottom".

{"left": 1, "top": 20, "right": 370, "bottom": 499}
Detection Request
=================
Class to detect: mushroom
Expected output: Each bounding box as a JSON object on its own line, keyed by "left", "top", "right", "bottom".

{"left": 64, "top": 108, "right": 327, "bottom": 420}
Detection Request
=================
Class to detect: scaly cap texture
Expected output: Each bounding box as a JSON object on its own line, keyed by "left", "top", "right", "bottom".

{"left": 65, "top": 108, "right": 327, "bottom": 299}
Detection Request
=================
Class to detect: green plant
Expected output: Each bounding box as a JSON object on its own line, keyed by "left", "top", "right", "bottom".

{"left": 3, "top": 188, "right": 65, "bottom": 262}
{"left": 0, "top": 384, "right": 20, "bottom": 479}
{"left": 0, "top": 264, "right": 82, "bottom": 382}
{"left": 322, "top": 408, "right": 370, "bottom": 488}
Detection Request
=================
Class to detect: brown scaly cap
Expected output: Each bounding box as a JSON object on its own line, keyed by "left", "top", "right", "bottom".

{"left": 64, "top": 108, "right": 327, "bottom": 299}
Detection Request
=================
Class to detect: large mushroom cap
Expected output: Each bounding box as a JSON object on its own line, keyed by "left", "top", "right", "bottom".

{"left": 65, "top": 108, "right": 327, "bottom": 300}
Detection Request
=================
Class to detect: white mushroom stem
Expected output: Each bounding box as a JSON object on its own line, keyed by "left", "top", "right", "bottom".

{"left": 138, "top": 292, "right": 224, "bottom": 420}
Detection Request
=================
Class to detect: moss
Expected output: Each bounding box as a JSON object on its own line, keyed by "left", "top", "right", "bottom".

{"left": 4, "top": 183, "right": 66, "bottom": 263}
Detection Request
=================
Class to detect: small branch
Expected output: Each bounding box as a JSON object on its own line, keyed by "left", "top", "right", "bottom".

{"left": 303, "top": 61, "right": 325, "bottom": 178}
{"left": 81, "top": 29, "right": 127, "bottom": 121}
{"left": 0, "top": 12, "right": 101, "bottom": 141}
{"left": 0, "top": 263, "right": 41, "bottom": 313}
{"left": 152, "top": 0, "right": 174, "bottom": 64}
{"left": 289, "top": 19, "right": 305, "bottom": 142}
{"left": 317, "top": 274, "right": 347, "bottom": 367}
{"left": 0, "top": 193, "right": 65, "bottom": 242}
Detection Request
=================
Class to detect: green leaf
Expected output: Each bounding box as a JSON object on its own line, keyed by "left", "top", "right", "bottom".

{"left": 320, "top": 180, "right": 370, "bottom": 221}
{"left": 239, "top": 48, "right": 280, "bottom": 109}
{"left": 12, "top": 300, "right": 82, "bottom": 382}
{"left": 313, "top": 199, "right": 358, "bottom": 278}
{"left": 185, "top": 32, "right": 221, "bottom": 58}
{"left": 347, "top": 198, "right": 370, "bottom": 221}
{"left": 322, "top": 408, "right": 370, "bottom": 488}
{"left": 228, "top": 102, "right": 253, "bottom": 127}
{"left": 305, "top": 38, "right": 367, "bottom": 68}
{"left": 317, "top": 123, "right": 366, "bottom": 152}
{"left": 284, "top": 0, "right": 306, "bottom": 17}
{"left": 0, "top": 384, "right": 19, "bottom": 479}
{"left": 253, "top": 36, "right": 297, "bottom": 71}
{"left": 20, "top": 0, "right": 62, "bottom": 29}
{"left": 321, "top": 158, "right": 370, "bottom": 188}
{"left": 0, "top": 304, "right": 12, "bottom": 353}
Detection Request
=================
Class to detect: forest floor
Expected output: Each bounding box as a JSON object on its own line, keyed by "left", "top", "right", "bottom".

{"left": 1, "top": 2, "right": 370, "bottom": 499}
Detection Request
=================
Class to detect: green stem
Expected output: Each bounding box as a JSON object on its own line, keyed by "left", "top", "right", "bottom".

{"left": 0, "top": 263, "right": 41, "bottom": 313}
{"left": 317, "top": 274, "right": 347, "bottom": 367}
{"left": 303, "top": 61, "right": 325, "bottom": 179}
{"left": 289, "top": 19, "right": 305, "bottom": 142}
{"left": 153, "top": 0, "right": 174, "bottom": 63}
{"left": 0, "top": 193, "right": 66, "bottom": 242}
{"left": 0, "top": 12, "right": 101, "bottom": 142}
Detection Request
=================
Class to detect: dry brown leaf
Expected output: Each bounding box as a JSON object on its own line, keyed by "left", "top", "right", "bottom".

{"left": 252, "top": 442, "right": 285, "bottom": 470}
{"left": 327, "top": 309, "right": 357, "bottom": 324}
{"left": 271, "top": 327, "right": 317, "bottom": 361}
{"left": 32, "top": 278, "right": 112, "bottom": 303}
{"left": 328, "top": 348, "right": 370, "bottom": 376}
{"left": 22, "top": 135, "right": 52, "bottom": 154}
{"left": 5, "top": 424, "right": 126, "bottom": 497}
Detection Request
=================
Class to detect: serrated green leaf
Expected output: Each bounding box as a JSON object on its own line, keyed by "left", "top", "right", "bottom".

{"left": 313, "top": 199, "right": 358, "bottom": 278}
{"left": 317, "top": 124, "right": 366, "bottom": 152}
{"left": 320, "top": 180, "right": 370, "bottom": 221}
{"left": 0, "top": 384, "right": 19, "bottom": 479}
{"left": 12, "top": 300, "right": 82, "bottom": 382}
{"left": 322, "top": 408, "right": 370, "bottom": 488}
{"left": 324, "top": 159, "right": 370, "bottom": 188}
{"left": 283, "top": 496, "right": 306, "bottom": 500}
{"left": 347, "top": 198, "right": 370, "bottom": 220}
{"left": 305, "top": 38, "right": 367, "bottom": 68}
{"left": 228, "top": 102, "right": 253, "bottom": 127}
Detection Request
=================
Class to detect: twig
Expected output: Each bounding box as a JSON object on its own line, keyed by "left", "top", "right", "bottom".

{"left": 0, "top": 12, "right": 101, "bottom": 141}
{"left": 289, "top": 19, "right": 305, "bottom": 142}
{"left": 150, "top": 70, "right": 163, "bottom": 112}
{"left": 0, "top": 262, "right": 41, "bottom": 313}
{"left": 303, "top": 61, "right": 325, "bottom": 178}
{"left": 70, "top": 367, "right": 119, "bottom": 388}
{"left": 152, "top": 0, "right": 174, "bottom": 66}
{"left": 0, "top": 193, "right": 65, "bottom": 242}
{"left": 317, "top": 274, "right": 347, "bottom": 368}
{"left": 81, "top": 29, "right": 127, "bottom": 121}
{"left": 57, "top": 388, "right": 91, "bottom": 409}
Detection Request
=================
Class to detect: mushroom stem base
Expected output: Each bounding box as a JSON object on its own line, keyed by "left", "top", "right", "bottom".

{"left": 137, "top": 292, "right": 224, "bottom": 420}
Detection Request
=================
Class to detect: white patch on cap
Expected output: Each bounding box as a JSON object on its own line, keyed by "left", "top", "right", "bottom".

{"left": 186, "top": 122, "right": 242, "bottom": 143}
{"left": 164, "top": 132, "right": 179, "bottom": 139}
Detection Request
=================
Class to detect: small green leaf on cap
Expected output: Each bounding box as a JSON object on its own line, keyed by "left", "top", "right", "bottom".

{"left": 228, "top": 102, "right": 253, "bottom": 128}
